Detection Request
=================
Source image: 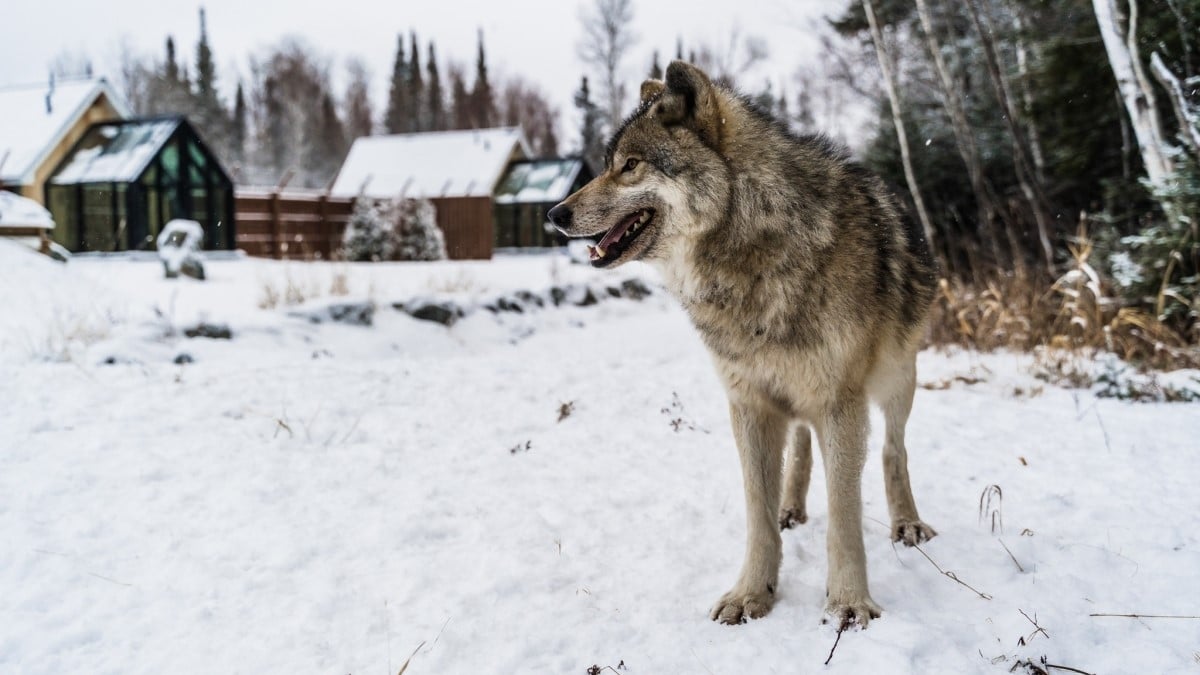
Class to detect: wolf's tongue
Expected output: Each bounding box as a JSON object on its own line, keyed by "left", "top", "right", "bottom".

{"left": 598, "top": 212, "right": 640, "bottom": 251}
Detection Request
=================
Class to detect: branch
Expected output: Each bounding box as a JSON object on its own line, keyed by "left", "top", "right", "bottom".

{"left": 1149, "top": 51, "right": 1200, "bottom": 160}
{"left": 1089, "top": 612, "right": 1200, "bottom": 619}
{"left": 913, "top": 543, "right": 993, "bottom": 600}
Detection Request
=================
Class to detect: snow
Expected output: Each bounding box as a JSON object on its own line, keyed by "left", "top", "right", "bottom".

{"left": 1, "top": 239, "right": 1199, "bottom": 674}
{"left": 50, "top": 119, "right": 176, "bottom": 185}
{"left": 329, "top": 127, "right": 529, "bottom": 199}
{"left": 0, "top": 79, "right": 129, "bottom": 185}
{"left": 0, "top": 190, "right": 54, "bottom": 229}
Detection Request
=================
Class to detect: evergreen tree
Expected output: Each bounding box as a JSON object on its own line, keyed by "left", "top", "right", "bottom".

{"left": 450, "top": 65, "right": 472, "bottom": 129}
{"left": 384, "top": 34, "right": 408, "bottom": 134}
{"left": 407, "top": 31, "right": 425, "bottom": 132}
{"left": 165, "top": 36, "right": 179, "bottom": 82}
{"left": 675, "top": 36, "right": 683, "bottom": 61}
{"left": 314, "top": 92, "right": 347, "bottom": 179}
{"left": 344, "top": 59, "right": 374, "bottom": 140}
{"left": 574, "top": 75, "right": 604, "bottom": 171}
{"left": 426, "top": 42, "right": 445, "bottom": 131}
{"left": 469, "top": 30, "right": 496, "bottom": 128}
{"left": 191, "top": 8, "right": 229, "bottom": 158}
{"left": 649, "top": 50, "right": 663, "bottom": 79}
{"left": 231, "top": 82, "right": 247, "bottom": 164}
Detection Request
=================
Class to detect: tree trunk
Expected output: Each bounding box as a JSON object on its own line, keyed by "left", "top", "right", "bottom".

{"left": 1092, "top": 0, "right": 1174, "bottom": 188}
{"left": 965, "top": 0, "right": 1056, "bottom": 272}
{"left": 861, "top": 0, "right": 938, "bottom": 260}
{"left": 1149, "top": 51, "right": 1200, "bottom": 161}
{"left": 914, "top": 0, "right": 1011, "bottom": 272}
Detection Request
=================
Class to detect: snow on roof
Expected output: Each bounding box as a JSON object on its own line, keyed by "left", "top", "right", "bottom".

{"left": 50, "top": 119, "right": 178, "bottom": 185}
{"left": 494, "top": 158, "right": 587, "bottom": 205}
{"left": 0, "top": 190, "right": 54, "bottom": 230}
{"left": 330, "top": 127, "right": 529, "bottom": 200}
{"left": 0, "top": 78, "right": 130, "bottom": 186}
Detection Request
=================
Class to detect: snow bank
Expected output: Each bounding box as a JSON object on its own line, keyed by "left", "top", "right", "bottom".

{"left": 0, "top": 190, "right": 54, "bottom": 229}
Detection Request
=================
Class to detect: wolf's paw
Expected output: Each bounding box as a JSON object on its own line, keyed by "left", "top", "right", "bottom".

{"left": 823, "top": 595, "right": 883, "bottom": 629}
{"left": 710, "top": 585, "right": 776, "bottom": 625}
{"left": 779, "top": 505, "right": 808, "bottom": 530}
{"left": 891, "top": 520, "right": 938, "bottom": 547}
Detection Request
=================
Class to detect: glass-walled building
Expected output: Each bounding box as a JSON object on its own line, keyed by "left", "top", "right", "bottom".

{"left": 44, "top": 116, "right": 234, "bottom": 252}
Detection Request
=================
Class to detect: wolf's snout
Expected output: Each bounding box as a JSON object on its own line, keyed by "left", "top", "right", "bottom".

{"left": 547, "top": 203, "right": 573, "bottom": 232}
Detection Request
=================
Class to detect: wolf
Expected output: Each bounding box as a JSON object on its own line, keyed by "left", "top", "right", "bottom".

{"left": 548, "top": 61, "right": 939, "bottom": 627}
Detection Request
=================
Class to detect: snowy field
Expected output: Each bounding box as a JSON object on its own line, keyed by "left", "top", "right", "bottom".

{"left": 2, "top": 240, "right": 1199, "bottom": 674}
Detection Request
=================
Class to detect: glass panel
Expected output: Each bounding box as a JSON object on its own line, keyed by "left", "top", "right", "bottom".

{"left": 188, "top": 141, "right": 207, "bottom": 173}
{"left": 81, "top": 185, "right": 117, "bottom": 251}
{"left": 160, "top": 142, "right": 180, "bottom": 182}
{"left": 46, "top": 185, "right": 79, "bottom": 250}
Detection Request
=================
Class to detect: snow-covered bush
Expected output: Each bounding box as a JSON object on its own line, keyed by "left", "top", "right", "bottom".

{"left": 157, "top": 219, "right": 206, "bottom": 280}
{"left": 390, "top": 198, "right": 446, "bottom": 261}
{"left": 342, "top": 198, "right": 446, "bottom": 262}
{"left": 342, "top": 199, "right": 394, "bottom": 262}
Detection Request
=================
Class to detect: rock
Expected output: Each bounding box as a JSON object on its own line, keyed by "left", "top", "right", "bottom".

{"left": 574, "top": 288, "right": 599, "bottom": 307}
{"left": 620, "top": 278, "right": 652, "bottom": 300}
{"left": 605, "top": 286, "right": 623, "bottom": 298}
{"left": 174, "top": 353, "right": 195, "bottom": 364}
{"left": 184, "top": 322, "right": 233, "bottom": 339}
{"left": 408, "top": 302, "right": 460, "bottom": 326}
{"left": 289, "top": 302, "right": 374, "bottom": 327}
{"left": 326, "top": 302, "right": 374, "bottom": 326}
{"left": 496, "top": 297, "right": 524, "bottom": 314}
{"left": 549, "top": 286, "right": 567, "bottom": 306}
{"left": 515, "top": 290, "right": 545, "bottom": 308}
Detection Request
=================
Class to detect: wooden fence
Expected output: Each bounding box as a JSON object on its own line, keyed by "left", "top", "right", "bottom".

{"left": 235, "top": 190, "right": 353, "bottom": 260}
{"left": 234, "top": 190, "right": 493, "bottom": 260}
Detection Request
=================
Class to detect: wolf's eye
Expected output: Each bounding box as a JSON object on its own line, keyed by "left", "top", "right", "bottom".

{"left": 622, "top": 158, "right": 640, "bottom": 173}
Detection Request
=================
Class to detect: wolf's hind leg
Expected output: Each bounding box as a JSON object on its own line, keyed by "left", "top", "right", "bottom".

{"left": 779, "top": 424, "right": 813, "bottom": 530}
{"left": 711, "top": 400, "right": 788, "bottom": 625}
{"left": 879, "top": 356, "right": 937, "bottom": 546}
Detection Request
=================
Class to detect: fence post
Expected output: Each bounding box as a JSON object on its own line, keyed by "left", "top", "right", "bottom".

{"left": 269, "top": 190, "right": 281, "bottom": 259}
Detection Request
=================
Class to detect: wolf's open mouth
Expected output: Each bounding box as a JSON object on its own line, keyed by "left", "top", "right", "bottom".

{"left": 588, "top": 208, "right": 655, "bottom": 267}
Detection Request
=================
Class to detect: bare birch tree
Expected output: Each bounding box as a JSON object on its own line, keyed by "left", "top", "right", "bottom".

{"left": 914, "top": 0, "right": 1009, "bottom": 269}
{"left": 578, "top": 0, "right": 637, "bottom": 129}
{"left": 861, "top": 0, "right": 938, "bottom": 258}
{"left": 1092, "top": 0, "right": 1175, "bottom": 188}
{"left": 964, "top": 0, "right": 1056, "bottom": 270}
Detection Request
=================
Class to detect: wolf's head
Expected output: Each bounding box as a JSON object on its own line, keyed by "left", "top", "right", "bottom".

{"left": 548, "top": 61, "right": 732, "bottom": 268}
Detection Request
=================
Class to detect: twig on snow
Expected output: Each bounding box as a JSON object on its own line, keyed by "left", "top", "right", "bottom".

{"left": 824, "top": 622, "right": 847, "bottom": 665}
{"left": 913, "top": 543, "right": 993, "bottom": 600}
{"left": 999, "top": 538, "right": 1025, "bottom": 573}
{"left": 1089, "top": 612, "right": 1200, "bottom": 619}
{"left": 396, "top": 640, "right": 425, "bottom": 675}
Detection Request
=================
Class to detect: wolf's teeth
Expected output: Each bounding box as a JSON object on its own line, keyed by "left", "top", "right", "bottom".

{"left": 595, "top": 245, "right": 607, "bottom": 258}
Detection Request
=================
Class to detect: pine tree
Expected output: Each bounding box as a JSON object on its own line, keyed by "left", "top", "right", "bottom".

{"left": 192, "top": 8, "right": 228, "bottom": 157}
{"left": 470, "top": 30, "right": 496, "bottom": 128}
{"left": 314, "top": 92, "right": 347, "bottom": 179}
{"left": 384, "top": 34, "right": 408, "bottom": 134}
{"left": 649, "top": 50, "right": 663, "bottom": 79}
{"left": 574, "top": 75, "right": 604, "bottom": 171}
{"left": 426, "top": 42, "right": 445, "bottom": 131}
{"left": 407, "top": 31, "right": 425, "bottom": 132}
{"left": 231, "top": 82, "right": 247, "bottom": 164}
{"left": 344, "top": 59, "right": 373, "bottom": 140}
{"left": 449, "top": 66, "right": 471, "bottom": 130}
{"left": 675, "top": 37, "right": 683, "bottom": 61}
{"left": 165, "top": 36, "right": 179, "bottom": 82}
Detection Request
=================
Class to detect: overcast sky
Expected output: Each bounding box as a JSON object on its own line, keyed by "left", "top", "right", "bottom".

{"left": 1, "top": 0, "right": 845, "bottom": 145}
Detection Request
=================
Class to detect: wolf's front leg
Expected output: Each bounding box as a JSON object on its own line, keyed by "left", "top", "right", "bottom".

{"left": 711, "top": 400, "right": 788, "bottom": 624}
{"left": 818, "top": 395, "right": 882, "bottom": 627}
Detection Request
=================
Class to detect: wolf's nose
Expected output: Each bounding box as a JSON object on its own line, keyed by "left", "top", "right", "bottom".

{"left": 547, "top": 203, "right": 573, "bottom": 230}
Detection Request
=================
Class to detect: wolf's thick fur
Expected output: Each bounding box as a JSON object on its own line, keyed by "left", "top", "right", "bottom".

{"left": 549, "top": 61, "right": 938, "bottom": 627}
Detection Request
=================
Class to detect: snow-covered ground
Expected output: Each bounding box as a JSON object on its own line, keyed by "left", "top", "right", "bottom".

{"left": 2, "top": 240, "right": 1198, "bottom": 674}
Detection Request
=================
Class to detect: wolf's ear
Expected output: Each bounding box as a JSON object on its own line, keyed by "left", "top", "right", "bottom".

{"left": 653, "top": 61, "right": 722, "bottom": 148}
{"left": 639, "top": 79, "right": 665, "bottom": 104}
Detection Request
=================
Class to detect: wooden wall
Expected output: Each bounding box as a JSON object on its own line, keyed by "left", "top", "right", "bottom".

{"left": 431, "top": 196, "right": 493, "bottom": 260}
{"left": 20, "top": 92, "right": 123, "bottom": 205}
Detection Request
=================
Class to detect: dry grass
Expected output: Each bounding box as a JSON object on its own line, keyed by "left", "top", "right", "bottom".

{"left": 928, "top": 222, "right": 1199, "bottom": 374}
